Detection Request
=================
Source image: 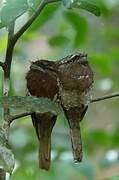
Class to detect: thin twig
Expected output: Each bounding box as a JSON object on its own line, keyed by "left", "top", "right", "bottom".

{"left": 13, "top": 0, "right": 61, "bottom": 44}
{"left": 4, "top": 21, "right": 15, "bottom": 84}
{"left": 90, "top": 92, "right": 119, "bottom": 103}
{"left": 47, "top": 0, "right": 61, "bottom": 3}
{"left": 11, "top": 112, "right": 32, "bottom": 122}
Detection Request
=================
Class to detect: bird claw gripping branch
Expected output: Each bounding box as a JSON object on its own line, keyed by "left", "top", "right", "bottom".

{"left": 26, "top": 53, "right": 94, "bottom": 170}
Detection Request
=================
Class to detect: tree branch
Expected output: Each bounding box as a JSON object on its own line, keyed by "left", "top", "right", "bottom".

{"left": 90, "top": 92, "right": 119, "bottom": 103}
{"left": 13, "top": 0, "right": 61, "bottom": 44}
{"left": 8, "top": 92, "right": 119, "bottom": 123}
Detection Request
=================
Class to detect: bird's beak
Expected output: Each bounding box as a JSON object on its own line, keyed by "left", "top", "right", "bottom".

{"left": 78, "top": 53, "right": 88, "bottom": 63}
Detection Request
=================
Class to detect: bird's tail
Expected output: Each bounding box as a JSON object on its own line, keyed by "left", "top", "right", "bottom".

{"left": 39, "top": 136, "right": 51, "bottom": 170}
{"left": 31, "top": 113, "right": 56, "bottom": 170}
{"left": 63, "top": 108, "right": 83, "bottom": 163}
{"left": 70, "top": 126, "right": 82, "bottom": 163}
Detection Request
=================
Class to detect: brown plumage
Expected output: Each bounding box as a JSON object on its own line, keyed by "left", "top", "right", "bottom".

{"left": 26, "top": 53, "right": 93, "bottom": 170}
{"left": 26, "top": 60, "right": 58, "bottom": 170}
{"left": 56, "top": 54, "right": 93, "bottom": 162}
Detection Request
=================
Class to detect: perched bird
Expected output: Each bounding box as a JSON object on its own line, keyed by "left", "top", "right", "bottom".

{"left": 56, "top": 54, "right": 93, "bottom": 162}
{"left": 26, "top": 53, "right": 93, "bottom": 170}
{"left": 26, "top": 60, "right": 58, "bottom": 170}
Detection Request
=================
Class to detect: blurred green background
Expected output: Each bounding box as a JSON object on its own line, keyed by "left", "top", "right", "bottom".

{"left": 0, "top": 0, "right": 119, "bottom": 179}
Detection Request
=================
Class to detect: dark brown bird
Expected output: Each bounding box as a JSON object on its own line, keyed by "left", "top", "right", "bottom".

{"left": 26, "top": 53, "right": 93, "bottom": 170}
{"left": 26, "top": 60, "right": 58, "bottom": 170}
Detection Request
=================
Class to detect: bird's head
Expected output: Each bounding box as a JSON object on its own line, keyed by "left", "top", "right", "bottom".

{"left": 57, "top": 53, "right": 94, "bottom": 91}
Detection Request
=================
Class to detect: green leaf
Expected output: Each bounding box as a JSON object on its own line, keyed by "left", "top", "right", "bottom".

{"left": 62, "top": 0, "right": 101, "bottom": 16}
{"left": 72, "top": 0, "right": 101, "bottom": 16}
{"left": 27, "top": 0, "right": 40, "bottom": 9}
{"left": 62, "top": 0, "right": 73, "bottom": 9}
{"left": 48, "top": 35, "right": 69, "bottom": 47}
{"left": 29, "top": 4, "right": 59, "bottom": 31}
{"left": 0, "top": 96, "right": 65, "bottom": 117}
{"left": 0, "top": 128, "right": 15, "bottom": 173}
{"left": 27, "top": 0, "right": 34, "bottom": 8}
{"left": 64, "top": 12, "right": 88, "bottom": 46}
{"left": 0, "top": 0, "right": 29, "bottom": 26}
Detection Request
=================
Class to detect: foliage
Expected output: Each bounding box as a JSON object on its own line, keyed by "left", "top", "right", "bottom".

{"left": 0, "top": 0, "right": 100, "bottom": 29}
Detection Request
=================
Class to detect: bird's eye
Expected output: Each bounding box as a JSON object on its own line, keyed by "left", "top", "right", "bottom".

{"left": 70, "top": 53, "right": 88, "bottom": 63}
{"left": 70, "top": 54, "right": 80, "bottom": 62}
